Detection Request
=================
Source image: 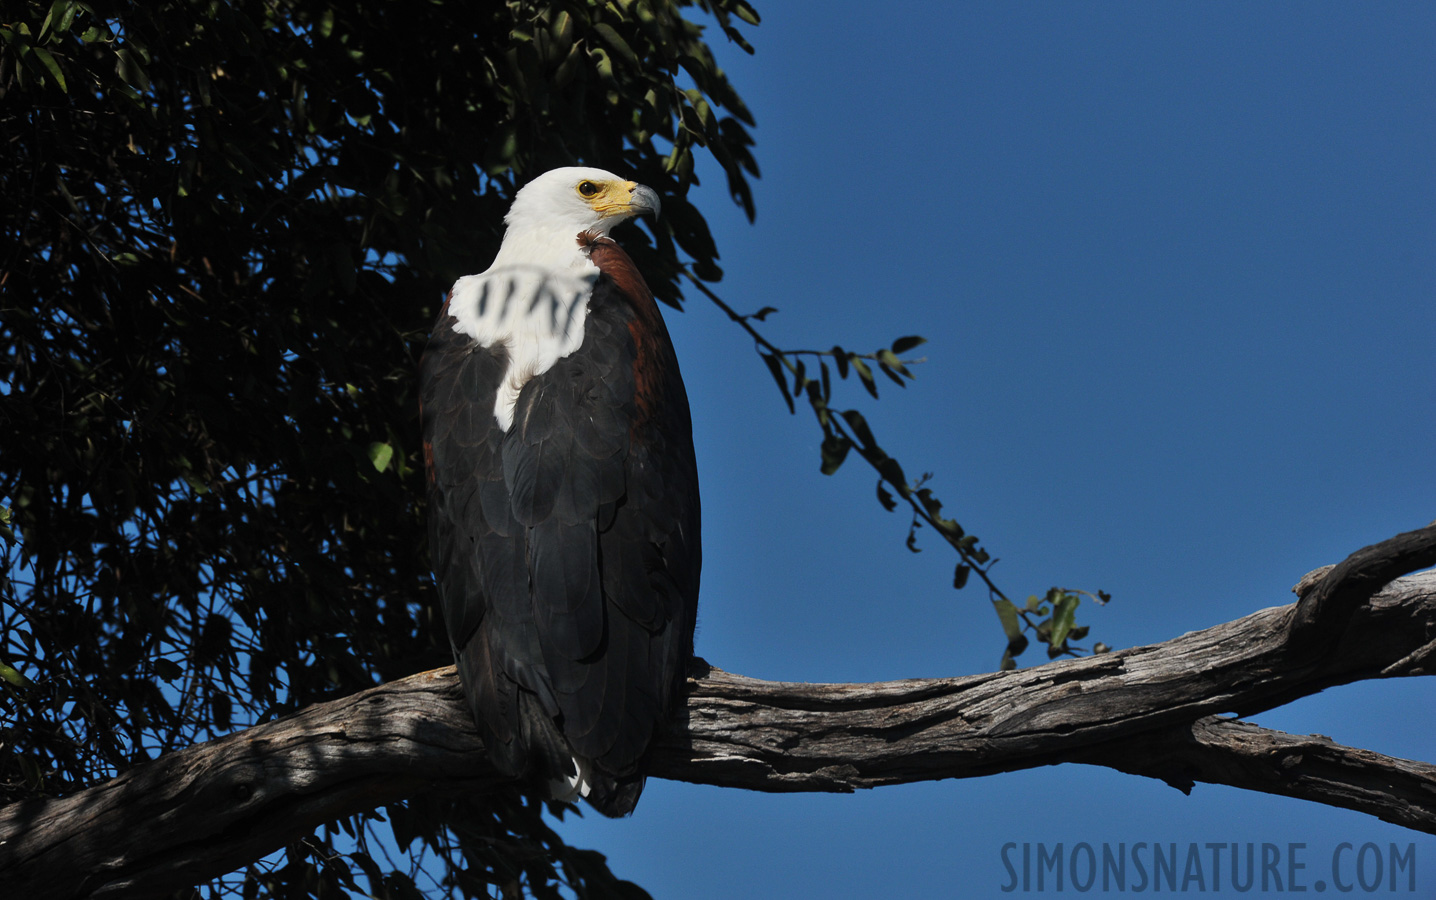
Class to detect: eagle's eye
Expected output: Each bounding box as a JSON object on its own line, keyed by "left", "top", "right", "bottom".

{"left": 577, "top": 180, "right": 600, "bottom": 198}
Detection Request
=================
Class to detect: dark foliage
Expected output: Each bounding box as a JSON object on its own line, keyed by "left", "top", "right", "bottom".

{"left": 0, "top": 0, "right": 756, "bottom": 895}
{"left": 0, "top": 0, "right": 1107, "bottom": 892}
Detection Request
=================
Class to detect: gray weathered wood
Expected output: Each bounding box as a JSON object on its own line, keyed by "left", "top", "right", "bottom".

{"left": 1290, "top": 521, "right": 1436, "bottom": 653}
{"left": 2, "top": 571, "right": 1433, "bottom": 900}
{"left": 1088, "top": 716, "right": 1436, "bottom": 833}
{"left": 654, "top": 571, "right": 1436, "bottom": 792}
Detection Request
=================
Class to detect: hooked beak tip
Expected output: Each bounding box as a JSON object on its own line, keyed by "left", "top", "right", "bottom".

{"left": 630, "top": 184, "right": 661, "bottom": 220}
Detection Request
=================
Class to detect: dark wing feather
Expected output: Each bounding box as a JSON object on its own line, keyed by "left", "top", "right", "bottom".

{"left": 421, "top": 253, "right": 700, "bottom": 817}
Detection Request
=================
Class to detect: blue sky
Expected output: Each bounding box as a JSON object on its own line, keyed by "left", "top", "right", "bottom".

{"left": 558, "top": 3, "right": 1436, "bottom": 897}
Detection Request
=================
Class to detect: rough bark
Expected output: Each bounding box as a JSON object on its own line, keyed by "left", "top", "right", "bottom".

{"left": 0, "top": 671, "right": 504, "bottom": 899}
{"left": 1088, "top": 716, "right": 1436, "bottom": 833}
{"left": 655, "top": 571, "right": 1436, "bottom": 795}
{"left": 2, "top": 559, "right": 1433, "bottom": 899}
{"left": 1290, "top": 521, "right": 1436, "bottom": 654}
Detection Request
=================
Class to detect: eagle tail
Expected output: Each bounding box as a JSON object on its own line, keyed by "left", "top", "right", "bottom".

{"left": 515, "top": 690, "right": 576, "bottom": 788}
{"left": 582, "top": 770, "right": 645, "bottom": 818}
{"left": 518, "top": 692, "right": 646, "bottom": 816}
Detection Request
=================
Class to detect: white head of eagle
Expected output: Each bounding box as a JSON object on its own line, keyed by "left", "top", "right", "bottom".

{"left": 420, "top": 167, "right": 700, "bottom": 817}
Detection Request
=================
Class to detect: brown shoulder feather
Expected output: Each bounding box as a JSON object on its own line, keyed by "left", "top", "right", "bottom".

{"left": 578, "top": 231, "right": 671, "bottom": 436}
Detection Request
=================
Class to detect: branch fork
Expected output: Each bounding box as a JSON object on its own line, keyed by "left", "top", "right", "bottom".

{"left": 3, "top": 526, "right": 1435, "bottom": 899}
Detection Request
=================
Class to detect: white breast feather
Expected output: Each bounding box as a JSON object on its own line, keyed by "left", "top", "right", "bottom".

{"left": 446, "top": 261, "right": 597, "bottom": 431}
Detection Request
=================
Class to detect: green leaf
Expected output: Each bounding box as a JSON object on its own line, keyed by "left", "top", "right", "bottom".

{"left": 693, "top": 97, "right": 717, "bottom": 132}
{"left": 992, "top": 597, "right": 1023, "bottom": 643}
{"left": 839, "top": 409, "right": 876, "bottom": 449}
{"left": 914, "top": 487, "right": 941, "bottom": 518}
{"left": 876, "top": 481, "right": 897, "bottom": 512}
{"left": 905, "top": 519, "right": 922, "bottom": 552}
{"left": 850, "top": 357, "right": 879, "bottom": 399}
{"left": 367, "top": 441, "right": 394, "bottom": 472}
{"left": 664, "top": 144, "right": 693, "bottom": 181}
{"left": 80, "top": 24, "right": 110, "bottom": 43}
{"left": 952, "top": 564, "right": 970, "bottom": 590}
{"left": 592, "top": 23, "right": 639, "bottom": 67}
{"left": 38, "top": 0, "right": 64, "bottom": 41}
{"left": 153, "top": 657, "right": 183, "bottom": 683}
{"left": 761, "top": 353, "right": 794, "bottom": 413}
{"left": 804, "top": 371, "right": 823, "bottom": 405}
{"left": 933, "top": 516, "right": 963, "bottom": 539}
{"left": 115, "top": 47, "right": 151, "bottom": 91}
{"left": 831, "top": 345, "right": 849, "bottom": 379}
{"left": 486, "top": 122, "right": 519, "bottom": 171}
{"left": 891, "top": 335, "right": 927, "bottom": 354}
{"left": 591, "top": 46, "right": 614, "bottom": 82}
{"left": 819, "top": 432, "right": 851, "bottom": 475}
{"left": 876, "top": 359, "right": 907, "bottom": 387}
{"left": 211, "top": 691, "right": 233, "bottom": 730}
{"left": 16, "top": 754, "right": 44, "bottom": 790}
{"left": 30, "top": 46, "right": 67, "bottom": 91}
{"left": 0, "top": 661, "right": 29, "bottom": 687}
{"left": 750, "top": 306, "right": 777, "bottom": 321}
{"left": 1049, "top": 592, "right": 1080, "bottom": 649}
{"left": 875, "top": 456, "right": 908, "bottom": 493}
{"left": 875, "top": 348, "right": 911, "bottom": 379}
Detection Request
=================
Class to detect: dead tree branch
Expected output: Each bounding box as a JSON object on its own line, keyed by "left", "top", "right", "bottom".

{"left": 1290, "top": 521, "right": 1436, "bottom": 653}
{"left": 2, "top": 553, "right": 1433, "bottom": 899}
{"left": 1087, "top": 716, "right": 1436, "bottom": 833}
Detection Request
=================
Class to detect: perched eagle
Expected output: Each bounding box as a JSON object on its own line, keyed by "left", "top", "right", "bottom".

{"left": 420, "top": 167, "right": 700, "bottom": 817}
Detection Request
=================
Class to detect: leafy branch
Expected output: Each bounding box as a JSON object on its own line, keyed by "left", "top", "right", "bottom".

{"left": 682, "top": 270, "right": 1109, "bottom": 668}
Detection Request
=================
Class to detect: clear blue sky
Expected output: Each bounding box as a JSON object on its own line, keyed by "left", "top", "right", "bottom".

{"left": 560, "top": 3, "right": 1436, "bottom": 896}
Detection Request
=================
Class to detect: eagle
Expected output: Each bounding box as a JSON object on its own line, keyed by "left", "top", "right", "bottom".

{"left": 420, "top": 167, "right": 700, "bottom": 817}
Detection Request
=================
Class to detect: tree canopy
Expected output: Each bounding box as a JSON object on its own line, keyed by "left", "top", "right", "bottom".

{"left": 9, "top": 2, "right": 1431, "bottom": 898}
{"left": 2, "top": 0, "right": 761, "bottom": 895}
